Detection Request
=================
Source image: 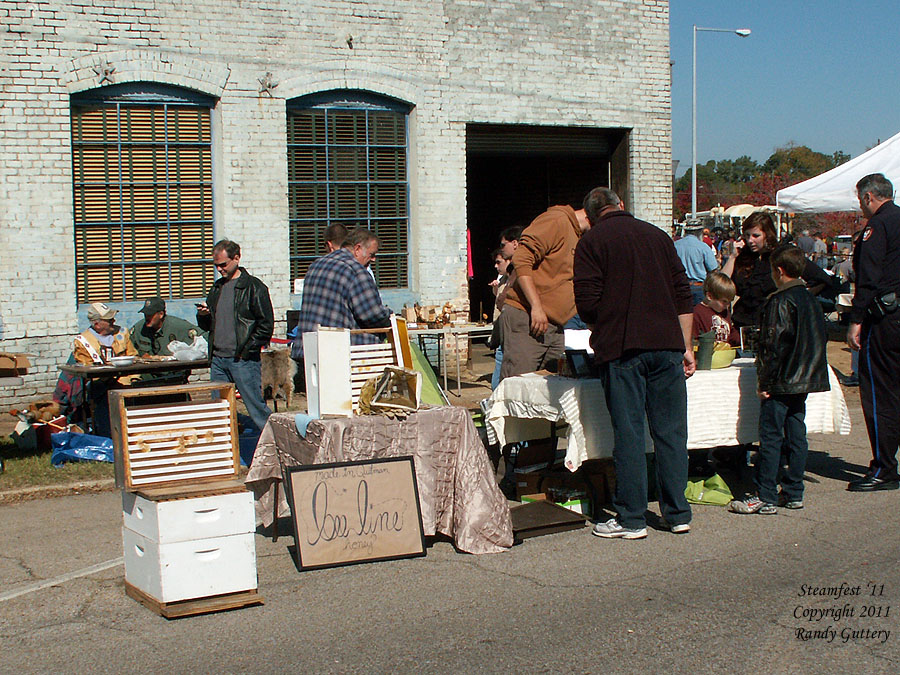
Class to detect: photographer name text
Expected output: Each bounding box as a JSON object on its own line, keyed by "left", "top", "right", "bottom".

{"left": 793, "top": 582, "right": 891, "bottom": 644}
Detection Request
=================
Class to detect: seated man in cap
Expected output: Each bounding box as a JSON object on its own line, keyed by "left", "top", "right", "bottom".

{"left": 129, "top": 297, "right": 206, "bottom": 383}
{"left": 74, "top": 302, "right": 138, "bottom": 368}
{"left": 59, "top": 302, "right": 139, "bottom": 436}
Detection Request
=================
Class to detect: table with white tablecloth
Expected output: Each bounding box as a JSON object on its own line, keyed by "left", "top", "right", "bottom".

{"left": 485, "top": 359, "right": 851, "bottom": 471}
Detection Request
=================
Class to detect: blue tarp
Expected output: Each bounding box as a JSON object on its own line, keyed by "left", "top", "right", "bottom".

{"left": 50, "top": 432, "right": 114, "bottom": 466}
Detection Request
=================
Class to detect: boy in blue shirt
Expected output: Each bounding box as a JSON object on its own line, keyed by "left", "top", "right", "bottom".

{"left": 730, "top": 245, "right": 830, "bottom": 514}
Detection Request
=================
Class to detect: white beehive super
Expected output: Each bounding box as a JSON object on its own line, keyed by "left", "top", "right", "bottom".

{"left": 122, "top": 489, "right": 258, "bottom": 605}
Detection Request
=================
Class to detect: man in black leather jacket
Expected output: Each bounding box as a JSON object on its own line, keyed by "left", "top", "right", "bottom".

{"left": 731, "top": 245, "right": 829, "bottom": 515}
{"left": 197, "top": 239, "right": 274, "bottom": 433}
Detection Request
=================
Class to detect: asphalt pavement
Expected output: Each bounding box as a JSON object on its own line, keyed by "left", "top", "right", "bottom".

{"left": 1, "top": 355, "right": 899, "bottom": 672}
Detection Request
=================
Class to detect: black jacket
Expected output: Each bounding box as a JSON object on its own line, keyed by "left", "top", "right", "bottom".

{"left": 197, "top": 267, "right": 274, "bottom": 361}
{"left": 756, "top": 280, "right": 829, "bottom": 395}
{"left": 574, "top": 210, "right": 692, "bottom": 364}
{"left": 732, "top": 250, "right": 842, "bottom": 327}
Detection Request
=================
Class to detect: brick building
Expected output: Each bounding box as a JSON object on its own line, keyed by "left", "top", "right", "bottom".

{"left": 0, "top": 0, "right": 672, "bottom": 404}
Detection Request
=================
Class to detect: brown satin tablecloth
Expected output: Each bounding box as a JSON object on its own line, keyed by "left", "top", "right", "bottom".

{"left": 245, "top": 406, "right": 513, "bottom": 554}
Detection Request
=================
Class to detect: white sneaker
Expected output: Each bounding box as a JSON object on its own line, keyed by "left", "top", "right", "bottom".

{"left": 660, "top": 519, "right": 691, "bottom": 534}
{"left": 729, "top": 494, "right": 776, "bottom": 515}
{"left": 591, "top": 518, "right": 647, "bottom": 539}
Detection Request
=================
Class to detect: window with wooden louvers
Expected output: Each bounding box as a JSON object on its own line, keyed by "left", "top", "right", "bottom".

{"left": 71, "top": 96, "right": 214, "bottom": 304}
{"left": 287, "top": 93, "right": 409, "bottom": 289}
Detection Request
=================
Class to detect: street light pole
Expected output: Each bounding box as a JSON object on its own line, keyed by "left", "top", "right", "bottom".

{"left": 691, "top": 25, "right": 751, "bottom": 220}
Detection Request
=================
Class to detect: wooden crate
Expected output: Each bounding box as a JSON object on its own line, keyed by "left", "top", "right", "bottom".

{"left": 305, "top": 316, "right": 412, "bottom": 417}
{"left": 109, "top": 382, "right": 240, "bottom": 490}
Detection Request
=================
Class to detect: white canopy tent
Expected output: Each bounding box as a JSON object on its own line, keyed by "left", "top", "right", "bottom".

{"left": 776, "top": 131, "right": 900, "bottom": 213}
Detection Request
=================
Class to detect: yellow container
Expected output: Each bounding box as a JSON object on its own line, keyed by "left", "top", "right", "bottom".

{"left": 693, "top": 342, "right": 736, "bottom": 369}
{"left": 710, "top": 345, "right": 736, "bottom": 369}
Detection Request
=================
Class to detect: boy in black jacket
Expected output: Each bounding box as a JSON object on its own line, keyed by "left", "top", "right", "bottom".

{"left": 730, "top": 245, "right": 830, "bottom": 514}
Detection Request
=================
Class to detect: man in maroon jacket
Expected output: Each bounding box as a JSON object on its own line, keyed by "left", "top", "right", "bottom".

{"left": 574, "top": 188, "right": 695, "bottom": 540}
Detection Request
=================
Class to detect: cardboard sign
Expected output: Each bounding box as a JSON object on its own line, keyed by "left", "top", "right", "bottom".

{"left": 286, "top": 457, "right": 426, "bottom": 570}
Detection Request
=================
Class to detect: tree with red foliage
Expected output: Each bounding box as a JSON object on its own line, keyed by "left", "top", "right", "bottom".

{"left": 742, "top": 173, "right": 791, "bottom": 206}
{"left": 816, "top": 211, "right": 861, "bottom": 239}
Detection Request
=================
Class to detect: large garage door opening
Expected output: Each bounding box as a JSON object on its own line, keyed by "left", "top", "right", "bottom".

{"left": 466, "top": 124, "right": 629, "bottom": 322}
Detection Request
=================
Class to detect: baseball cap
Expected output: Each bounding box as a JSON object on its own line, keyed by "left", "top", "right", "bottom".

{"left": 140, "top": 297, "right": 166, "bottom": 316}
{"left": 87, "top": 302, "right": 117, "bottom": 321}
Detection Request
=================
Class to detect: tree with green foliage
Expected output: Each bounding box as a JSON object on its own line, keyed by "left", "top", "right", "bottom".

{"left": 674, "top": 144, "right": 856, "bottom": 230}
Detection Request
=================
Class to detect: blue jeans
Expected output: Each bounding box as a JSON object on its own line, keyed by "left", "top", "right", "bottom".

{"left": 690, "top": 284, "right": 705, "bottom": 306}
{"left": 599, "top": 350, "right": 691, "bottom": 529}
{"left": 210, "top": 356, "right": 272, "bottom": 434}
{"left": 491, "top": 345, "right": 503, "bottom": 390}
{"left": 756, "top": 394, "right": 808, "bottom": 503}
{"left": 564, "top": 314, "right": 588, "bottom": 330}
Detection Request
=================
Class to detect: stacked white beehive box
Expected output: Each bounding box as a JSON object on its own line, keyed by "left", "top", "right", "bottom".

{"left": 121, "top": 489, "right": 257, "bottom": 605}
{"left": 109, "top": 382, "right": 262, "bottom": 618}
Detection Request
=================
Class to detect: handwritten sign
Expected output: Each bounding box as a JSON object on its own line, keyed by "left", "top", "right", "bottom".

{"left": 286, "top": 457, "right": 426, "bottom": 570}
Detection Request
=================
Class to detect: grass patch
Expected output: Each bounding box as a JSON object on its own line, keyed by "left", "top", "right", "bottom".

{"left": 0, "top": 435, "right": 114, "bottom": 490}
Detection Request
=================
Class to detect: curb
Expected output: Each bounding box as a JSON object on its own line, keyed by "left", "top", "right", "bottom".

{"left": 0, "top": 478, "right": 117, "bottom": 505}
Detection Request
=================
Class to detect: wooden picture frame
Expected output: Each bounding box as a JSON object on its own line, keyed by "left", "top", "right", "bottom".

{"left": 285, "top": 457, "right": 426, "bottom": 571}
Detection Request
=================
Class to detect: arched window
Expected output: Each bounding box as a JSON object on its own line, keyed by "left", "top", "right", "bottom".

{"left": 70, "top": 83, "right": 215, "bottom": 303}
{"left": 287, "top": 90, "right": 410, "bottom": 289}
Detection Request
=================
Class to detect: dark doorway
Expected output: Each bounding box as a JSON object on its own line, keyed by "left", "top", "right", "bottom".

{"left": 466, "top": 124, "right": 628, "bottom": 321}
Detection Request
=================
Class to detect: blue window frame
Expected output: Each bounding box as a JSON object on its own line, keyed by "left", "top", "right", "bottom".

{"left": 287, "top": 90, "right": 410, "bottom": 289}
{"left": 70, "top": 83, "right": 215, "bottom": 303}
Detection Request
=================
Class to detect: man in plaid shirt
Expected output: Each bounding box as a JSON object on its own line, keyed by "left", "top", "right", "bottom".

{"left": 291, "top": 228, "right": 392, "bottom": 361}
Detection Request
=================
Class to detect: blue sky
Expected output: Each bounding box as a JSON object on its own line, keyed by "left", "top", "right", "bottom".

{"left": 669, "top": 1, "right": 900, "bottom": 176}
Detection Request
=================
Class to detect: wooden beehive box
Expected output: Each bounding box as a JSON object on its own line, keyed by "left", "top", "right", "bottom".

{"left": 305, "top": 316, "right": 413, "bottom": 417}
{"left": 109, "top": 382, "right": 240, "bottom": 490}
{"left": 122, "top": 489, "right": 260, "bottom": 612}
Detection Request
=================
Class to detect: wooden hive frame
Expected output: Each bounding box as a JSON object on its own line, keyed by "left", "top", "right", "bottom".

{"left": 349, "top": 316, "right": 413, "bottom": 411}
{"left": 109, "top": 382, "right": 240, "bottom": 490}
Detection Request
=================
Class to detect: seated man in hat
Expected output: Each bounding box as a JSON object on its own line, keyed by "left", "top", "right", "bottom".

{"left": 129, "top": 297, "right": 206, "bottom": 383}
{"left": 57, "top": 302, "right": 139, "bottom": 436}
{"left": 74, "top": 302, "right": 138, "bottom": 368}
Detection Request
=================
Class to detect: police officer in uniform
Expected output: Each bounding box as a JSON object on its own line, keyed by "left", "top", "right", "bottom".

{"left": 847, "top": 173, "right": 900, "bottom": 491}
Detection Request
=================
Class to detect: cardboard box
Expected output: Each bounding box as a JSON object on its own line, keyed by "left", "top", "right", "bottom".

{"left": 514, "top": 468, "right": 589, "bottom": 502}
{"left": 582, "top": 459, "right": 616, "bottom": 508}
{"left": 520, "top": 493, "right": 591, "bottom": 518}
{"left": 514, "top": 470, "right": 543, "bottom": 499}
{"left": 0, "top": 352, "right": 31, "bottom": 376}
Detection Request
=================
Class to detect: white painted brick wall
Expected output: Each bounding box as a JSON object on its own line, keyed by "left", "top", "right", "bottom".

{"left": 0, "top": 0, "right": 670, "bottom": 405}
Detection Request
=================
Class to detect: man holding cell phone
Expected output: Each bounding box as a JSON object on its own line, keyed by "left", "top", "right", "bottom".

{"left": 197, "top": 239, "right": 274, "bottom": 433}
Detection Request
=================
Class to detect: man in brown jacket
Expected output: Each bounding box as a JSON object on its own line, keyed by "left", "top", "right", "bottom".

{"left": 498, "top": 201, "right": 591, "bottom": 380}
